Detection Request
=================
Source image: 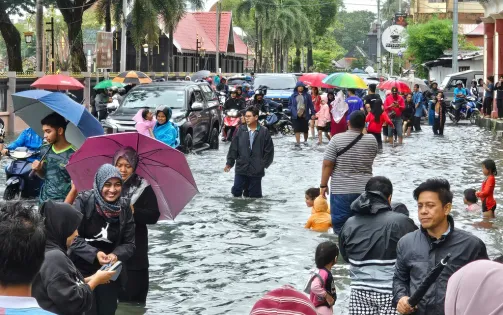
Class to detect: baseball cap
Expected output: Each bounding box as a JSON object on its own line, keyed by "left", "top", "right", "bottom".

{"left": 391, "top": 87, "right": 398, "bottom": 93}
{"left": 250, "top": 285, "right": 318, "bottom": 315}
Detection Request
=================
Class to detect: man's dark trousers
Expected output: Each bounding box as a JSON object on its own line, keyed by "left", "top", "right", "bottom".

{"left": 232, "top": 174, "right": 263, "bottom": 198}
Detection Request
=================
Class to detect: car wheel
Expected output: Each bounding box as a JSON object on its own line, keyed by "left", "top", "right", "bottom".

{"left": 208, "top": 127, "right": 220, "bottom": 150}
{"left": 183, "top": 133, "right": 193, "bottom": 154}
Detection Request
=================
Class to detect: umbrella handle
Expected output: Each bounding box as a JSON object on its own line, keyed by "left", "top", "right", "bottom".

{"left": 441, "top": 253, "right": 452, "bottom": 266}
{"left": 28, "top": 169, "right": 37, "bottom": 179}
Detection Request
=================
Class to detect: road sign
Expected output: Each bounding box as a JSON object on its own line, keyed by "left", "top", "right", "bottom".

{"left": 382, "top": 25, "right": 407, "bottom": 55}
{"left": 96, "top": 31, "right": 113, "bottom": 69}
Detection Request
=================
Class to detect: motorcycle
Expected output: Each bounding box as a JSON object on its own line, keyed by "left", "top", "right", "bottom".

{"left": 448, "top": 96, "right": 480, "bottom": 124}
{"left": 222, "top": 109, "right": 242, "bottom": 142}
{"left": 259, "top": 108, "right": 294, "bottom": 135}
{"left": 3, "top": 147, "right": 43, "bottom": 200}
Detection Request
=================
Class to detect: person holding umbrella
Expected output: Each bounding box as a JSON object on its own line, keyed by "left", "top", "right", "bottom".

{"left": 113, "top": 147, "right": 160, "bottom": 304}
{"left": 392, "top": 178, "right": 488, "bottom": 315}
{"left": 383, "top": 87, "right": 405, "bottom": 145}
{"left": 32, "top": 113, "right": 77, "bottom": 204}
{"left": 94, "top": 89, "right": 110, "bottom": 122}
{"left": 70, "top": 164, "right": 135, "bottom": 315}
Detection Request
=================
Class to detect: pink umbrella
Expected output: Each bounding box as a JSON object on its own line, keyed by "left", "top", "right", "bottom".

{"left": 66, "top": 133, "right": 198, "bottom": 220}
{"left": 299, "top": 73, "right": 335, "bottom": 88}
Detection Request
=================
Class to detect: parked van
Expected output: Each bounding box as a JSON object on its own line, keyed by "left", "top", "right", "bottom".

{"left": 439, "top": 70, "right": 484, "bottom": 101}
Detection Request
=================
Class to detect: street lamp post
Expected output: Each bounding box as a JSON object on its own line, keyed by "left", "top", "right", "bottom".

{"left": 45, "top": 17, "right": 55, "bottom": 73}
{"left": 196, "top": 33, "right": 202, "bottom": 71}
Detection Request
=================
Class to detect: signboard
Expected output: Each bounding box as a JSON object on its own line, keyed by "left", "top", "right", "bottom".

{"left": 394, "top": 13, "right": 408, "bottom": 27}
{"left": 95, "top": 31, "right": 113, "bottom": 69}
{"left": 382, "top": 25, "right": 407, "bottom": 55}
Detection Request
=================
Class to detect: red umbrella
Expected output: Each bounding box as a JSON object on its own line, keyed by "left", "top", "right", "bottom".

{"left": 32, "top": 74, "right": 84, "bottom": 91}
{"left": 378, "top": 79, "right": 411, "bottom": 94}
{"left": 299, "top": 73, "right": 334, "bottom": 88}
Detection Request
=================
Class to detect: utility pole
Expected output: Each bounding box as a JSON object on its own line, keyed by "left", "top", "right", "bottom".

{"left": 452, "top": 0, "right": 459, "bottom": 74}
{"left": 377, "top": 0, "right": 382, "bottom": 76}
{"left": 36, "top": 0, "right": 43, "bottom": 72}
{"left": 216, "top": 0, "right": 221, "bottom": 73}
{"left": 120, "top": 0, "right": 127, "bottom": 72}
{"left": 398, "top": 0, "right": 401, "bottom": 13}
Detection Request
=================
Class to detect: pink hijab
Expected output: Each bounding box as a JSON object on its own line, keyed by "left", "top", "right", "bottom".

{"left": 133, "top": 109, "right": 156, "bottom": 137}
{"left": 445, "top": 260, "right": 503, "bottom": 315}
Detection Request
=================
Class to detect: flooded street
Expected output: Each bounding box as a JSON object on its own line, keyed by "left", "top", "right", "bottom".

{"left": 3, "top": 122, "right": 503, "bottom": 314}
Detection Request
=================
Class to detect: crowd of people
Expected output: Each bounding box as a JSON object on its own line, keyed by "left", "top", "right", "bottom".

{"left": 0, "top": 111, "right": 160, "bottom": 314}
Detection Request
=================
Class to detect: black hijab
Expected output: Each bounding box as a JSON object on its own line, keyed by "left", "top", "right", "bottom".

{"left": 40, "top": 200, "right": 83, "bottom": 252}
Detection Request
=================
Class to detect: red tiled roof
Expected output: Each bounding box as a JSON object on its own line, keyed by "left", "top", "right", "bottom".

{"left": 172, "top": 13, "right": 216, "bottom": 53}
{"left": 192, "top": 12, "right": 232, "bottom": 53}
{"left": 172, "top": 12, "right": 252, "bottom": 55}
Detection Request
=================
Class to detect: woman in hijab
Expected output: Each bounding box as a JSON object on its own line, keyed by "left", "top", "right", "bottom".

{"left": 153, "top": 106, "right": 179, "bottom": 148}
{"left": 70, "top": 164, "right": 135, "bottom": 315}
{"left": 445, "top": 260, "right": 503, "bottom": 315}
{"left": 32, "top": 201, "right": 116, "bottom": 315}
{"left": 114, "top": 147, "right": 160, "bottom": 304}
{"left": 329, "top": 91, "right": 348, "bottom": 136}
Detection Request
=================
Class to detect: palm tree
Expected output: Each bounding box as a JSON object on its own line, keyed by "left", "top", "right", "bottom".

{"left": 236, "top": 0, "right": 270, "bottom": 72}
{"left": 113, "top": 0, "right": 203, "bottom": 71}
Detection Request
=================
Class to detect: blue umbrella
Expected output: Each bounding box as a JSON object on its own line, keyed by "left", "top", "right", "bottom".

{"left": 12, "top": 90, "right": 104, "bottom": 148}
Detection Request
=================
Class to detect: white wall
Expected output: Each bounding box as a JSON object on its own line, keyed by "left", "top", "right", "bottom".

{"left": 429, "top": 58, "right": 483, "bottom": 82}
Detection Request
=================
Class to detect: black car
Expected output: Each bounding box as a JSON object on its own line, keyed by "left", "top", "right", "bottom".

{"left": 101, "top": 81, "right": 223, "bottom": 153}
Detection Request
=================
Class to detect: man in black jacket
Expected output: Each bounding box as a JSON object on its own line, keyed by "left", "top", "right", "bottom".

{"left": 393, "top": 178, "right": 488, "bottom": 315}
{"left": 225, "top": 106, "right": 274, "bottom": 198}
{"left": 339, "top": 176, "right": 417, "bottom": 315}
{"left": 224, "top": 89, "right": 246, "bottom": 111}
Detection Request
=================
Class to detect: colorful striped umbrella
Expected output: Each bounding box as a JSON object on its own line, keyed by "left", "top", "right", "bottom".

{"left": 112, "top": 71, "right": 152, "bottom": 85}
{"left": 93, "top": 80, "right": 125, "bottom": 90}
{"left": 322, "top": 73, "right": 368, "bottom": 89}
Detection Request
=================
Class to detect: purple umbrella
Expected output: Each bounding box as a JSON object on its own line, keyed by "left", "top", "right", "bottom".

{"left": 66, "top": 132, "right": 198, "bottom": 220}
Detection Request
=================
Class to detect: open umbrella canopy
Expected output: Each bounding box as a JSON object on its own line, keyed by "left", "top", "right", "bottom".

{"left": 378, "top": 79, "right": 412, "bottom": 94}
{"left": 298, "top": 73, "right": 334, "bottom": 88}
{"left": 12, "top": 90, "right": 104, "bottom": 148}
{"left": 31, "top": 74, "right": 84, "bottom": 91}
{"left": 93, "top": 80, "right": 125, "bottom": 90}
{"left": 399, "top": 77, "right": 428, "bottom": 92}
{"left": 66, "top": 133, "right": 198, "bottom": 220}
{"left": 191, "top": 70, "right": 211, "bottom": 82}
{"left": 322, "top": 73, "right": 368, "bottom": 89}
{"left": 112, "top": 71, "right": 152, "bottom": 85}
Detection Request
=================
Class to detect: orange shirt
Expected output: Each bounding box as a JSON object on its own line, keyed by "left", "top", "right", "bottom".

{"left": 305, "top": 212, "right": 332, "bottom": 233}
{"left": 476, "top": 175, "right": 496, "bottom": 210}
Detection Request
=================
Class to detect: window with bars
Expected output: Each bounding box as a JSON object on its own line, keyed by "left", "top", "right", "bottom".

{"left": 459, "top": 66, "right": 470, "bottom": 72}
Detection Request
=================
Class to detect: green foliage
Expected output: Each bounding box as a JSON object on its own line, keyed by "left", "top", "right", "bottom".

{"left": 405, "top": 18, "right": 453, "bottom": 65}
{"left": 380, "top": 0, "right": 408, "bottom": 24}
{"left": 333, "top": 10, "right": 376, "bottom": 52}
{"left": 311, "top": 27, "right": 345, "bottom": 73}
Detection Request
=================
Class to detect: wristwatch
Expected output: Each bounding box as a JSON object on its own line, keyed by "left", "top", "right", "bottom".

{"left": 320, "top": 184, "right": 328, "bottom": 188}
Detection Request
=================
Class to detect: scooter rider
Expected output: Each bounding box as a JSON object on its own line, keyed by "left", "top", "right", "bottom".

{"left": 453, "top": 80, "right": 468, "bottom": 120}
{"left": 247, "top": 87, "right": 270, "bottom": 114}
{"left": 224, "top": 89, "right": 246, "bottom": 111}
{"left": 1, "top": 127, "right": 42, "bottom": 162}
{"left": 216, "top": 77, "right": 229, "bottom": 95}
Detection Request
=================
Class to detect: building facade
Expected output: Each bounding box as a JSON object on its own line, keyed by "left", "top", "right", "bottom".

{"left": 481, "top": 1, "right": 503, "bottom": 80}
{"left": 410, "top": 0, "right": 484, "bottom": 24}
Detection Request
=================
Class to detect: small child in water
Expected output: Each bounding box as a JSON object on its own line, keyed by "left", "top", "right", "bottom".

{"left": 476, "top": 159, "right": 497, "bottom": 218}
{"left": 305, "top": 196, "right": 332, "bottom": 233}
{"left": 464, "top": 189, "right": 481, "bottom": 212}
{"left": 310, "top": 241, "right": 338, "bottom": 315}
{"left": 306, "top": 188, "right": 330, "bottom": 214}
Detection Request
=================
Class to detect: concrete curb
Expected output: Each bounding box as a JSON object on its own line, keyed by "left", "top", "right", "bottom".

{"left": 477, "top": 117, "right": 503, "bottom": 132}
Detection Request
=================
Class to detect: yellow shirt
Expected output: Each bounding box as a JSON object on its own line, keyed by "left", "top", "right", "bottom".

{"left": 305, "top": 212, "right": 332, "bottom": 233}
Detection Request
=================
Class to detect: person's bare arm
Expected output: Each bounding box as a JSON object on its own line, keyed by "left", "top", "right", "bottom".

{"left": 320, "top": 160, "right": 335, "bottom": 198}
{"left": 64, "top": 182, "right": 78, "bottom": 204}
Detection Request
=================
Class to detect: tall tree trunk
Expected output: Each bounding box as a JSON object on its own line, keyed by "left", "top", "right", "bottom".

{"left": 254, "top": 14, "right": 258, "bottom": 73}
{"left": 294, "top": 48, "right": 300, "bottom": 72}
{"left": 59, "top": 8, "right": 87, "bottom": 72}
{"left": 279, "top": 41, "right": 283, "bottom": 73}
{"left": 0, "top": 6, "right": 23, "bottom": 72}
{"left": 258, "top": 25, "right": 263, "bottom": 73}
{"left": 135, "top": 46, "right": 141, "bottom": 70}
{"left": 307, "top": 42, "right": 313, "bottom": 72}
{"left": 105, "top": 0, "right": 112, "bottom": 32}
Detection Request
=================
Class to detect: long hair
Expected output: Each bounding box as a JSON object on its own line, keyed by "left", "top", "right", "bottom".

{"left": 372, "top": 99, "right": 384, "bottom": 123}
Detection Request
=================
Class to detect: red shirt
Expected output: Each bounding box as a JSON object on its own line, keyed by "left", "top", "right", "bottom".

{"left": 312, "top": 95, "right": 322, "bottom": 112}
{"left": 476, "top": 175, "right": 496, "bottom": 210}
{"left": 366, "top": 112, "right": 394, "bottom": 133}
{"left": 384, "top": 94, "right": 406, "bottom": 118}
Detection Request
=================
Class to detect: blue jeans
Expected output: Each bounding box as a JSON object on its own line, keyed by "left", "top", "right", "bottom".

{"left": 331, "top": 193, "right": 361, "bottom": 235}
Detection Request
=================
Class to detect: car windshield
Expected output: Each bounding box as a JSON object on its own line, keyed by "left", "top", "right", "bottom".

{"left": 254, "top": 76, "right": 297, "bottom": 90}
{"left": 122, "top": 86, "right": 186, "bottom": 109}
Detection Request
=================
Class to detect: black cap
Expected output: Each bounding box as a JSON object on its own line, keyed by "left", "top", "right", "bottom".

{"left": 391, "top": 87, "right": 398, "bottom": 93}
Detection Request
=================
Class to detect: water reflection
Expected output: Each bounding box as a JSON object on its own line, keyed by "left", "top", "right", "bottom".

{"left": 3, "top": 123, "right": 503, "bottom": 314}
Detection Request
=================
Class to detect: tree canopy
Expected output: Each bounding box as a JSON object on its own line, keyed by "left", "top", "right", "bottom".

{"left": 333, "top": 10, "right": 375, "bottom": 53}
